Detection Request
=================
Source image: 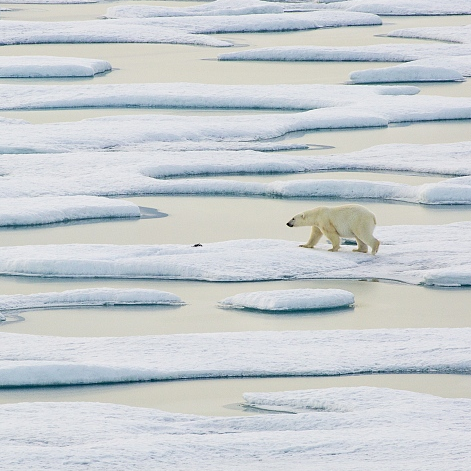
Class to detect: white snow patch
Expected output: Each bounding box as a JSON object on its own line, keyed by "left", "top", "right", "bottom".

{"left": 0, "top": 196, "right": 140, "bottom": 226}
{"left": 314, "top": 0, "right": 471, "bottom": 15}
{"left": 3, "top": 143, "right": 471, "bottom": 204}
{"left": 0, "top": 56, "right": 111, "bottom": 78}
{"left": 0, "top": 82, "right": 417, "bottom": 111}
{"left": 350, "top": 65, "right": 465, "bottom": 83}
{"left": 0, "top": 12, "right": 381, "bottom": 48}
{"left": 0, "top": 387, "right": 470, "bottom": 470}
{"left": 218, "top": 43, "right": 471, "bottom": 62}
{"left": 219, "top": 288, "right": 354, "bottom": 311}
{"left": 4, "top": 91, "right": 471, "bottom": 153}
{"left": 106, "top": 0, "right": 285, "bottom": 18}
{"left": 0, "top": 222, "right": 469, "bottom": 285}
{"left": 388, "top": 24, "right": 471, "bottom": 45}
{"left": 0, "top": 327, "right": 470, "bottom": 386}
{"left": 0, "top": 288, "right": 183, "bottom": 312}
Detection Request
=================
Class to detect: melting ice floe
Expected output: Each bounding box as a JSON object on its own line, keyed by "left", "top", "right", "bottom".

{"left": 0, "top": 222, "right": 470, "bottom": 286}
{"left": 350, "top": 65, "right": 465, "bottom": 84}
{"left": 105, "top": 0, "right": 286, "bottom": 18}
{"left": 0, "top": 196, "right": 140, "bottom": 226}
{"left": 0, "top": 56, "right": 111, "bottom": 78}
{"left": 3, "top": 143, "right": 471, "bottom": 205}
{"left": 218, "top": 43, "right": 471, "bottom": 62}
{"left": 0, "top": 11, "right": 381, "bottom": 47}
{"left": 0, "top": 387, "right": 470, "bottom": 470}
{"left": 219, "top": 288, "right": 354, "bottom": 311}
{"left": 0, "top": 83, "right": 418, "bottom": 110}
{"left": 3, "top": 91, "right": 471, "bottom": 152}
{"left": 218, "top": 29, "right": 471, "bottom": 83}
{"left": 312, "top": 0, "right": 471, "bottom": 15}
{"left": 0, "top": 288, "right": 183, "bottom": 312}
{"left": 0, "top": 328, "right": 470, "bottom": 386}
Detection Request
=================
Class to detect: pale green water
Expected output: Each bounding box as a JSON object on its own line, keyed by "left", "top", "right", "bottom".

{"left": 0, "top": 7, "right": 470, "bottom": 413}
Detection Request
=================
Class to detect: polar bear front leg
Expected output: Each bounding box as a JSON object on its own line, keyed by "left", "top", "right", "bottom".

{"left": 300, "top": 225, "right": 323, "bottom": 248}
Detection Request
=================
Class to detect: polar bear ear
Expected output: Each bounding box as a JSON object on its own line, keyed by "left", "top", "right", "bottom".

{"left": 301, "top": 213, "right": 305, "bottom": 219}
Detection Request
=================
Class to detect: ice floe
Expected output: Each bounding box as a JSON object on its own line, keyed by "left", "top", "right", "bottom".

{"left": 0, "top": 221, "right": 470, "bottom": 285}
{"left": 2, "top": 143, "right": 471, "bottom": 205}
{"left": 0, "top": 11, "right": 381, "bottom": 48}
{"left": 350, "top": 65, "right": 465, "bottom": 83}
{"left": 0, "top": 327, "right": 470, "bottom": 386}
{"left": 106, "top": 0, "right": 285, "bottom": 18}
{"left": 1, "top": 387, "right": 470, "bottom": 470}
{"left": 0, "top": 288, "right": 183, "bottom": 312}
{"left": 218, "top": 42, "right": 471, "bottom": 62}
{"left": 0, "top": 82, "right": 417, "bottom": 111}
{"left": 0, "top": 56, "right": 111, "bottom": 78}
{"left": 313, "top": 0, "right": 471, "bottom": 15}
{"left": 0, "top": 196, "right": 140, "bottom": 226}
{"left": 219, "top": 288, "right": 354, "bottom": 311}
{"left": 388, "top": 24, "right": 471, "bottom": 44}
{"left": 3, "top": 91, "right": 471, "bottom": 152}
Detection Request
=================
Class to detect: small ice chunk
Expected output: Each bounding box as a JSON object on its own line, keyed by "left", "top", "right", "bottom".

{"left": 219, "top": 288, "right": 354, "bottom": 311}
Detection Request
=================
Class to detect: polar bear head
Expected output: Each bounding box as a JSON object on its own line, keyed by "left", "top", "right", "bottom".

{"left": 286, "top": 212, "right": 308, "bottom": 227}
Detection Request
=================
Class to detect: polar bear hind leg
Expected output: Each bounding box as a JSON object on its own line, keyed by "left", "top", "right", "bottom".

{"left": 353, "top": 237, "right": 368, "bottom": 253}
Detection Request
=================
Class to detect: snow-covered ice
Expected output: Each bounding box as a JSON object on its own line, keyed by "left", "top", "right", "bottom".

{"left": 0, "top": 327, "right": 470, "bottom": 386}
{"left": 1, "top": 387, "right": 470, "bottom": 470}
{"left": 3, "top": 143, "right": 471, "bottom": 205}
{"left": 0, "top": 288, "right": 183, "bottom": 312}
{"left": 388, "top": 24, "right": 471, "bottom": 44}
{"left": 350, "top": 65, "right": 465, "bottom": 83}
{"left": 0, "top": 196, "right": 140, "bottom": 226}
{"left": 4, "top": 91, "right": 471, "bottom": 153}
{"left": 106, "top": 0, "right": 285, "bottom": 18}
{"left": 312, "top": 0, "right": 471, "bottom": 15}
{"left": 0, "top": 221, "right": 470, "bottom": 285}
{"left": 0, "top": 82, "right": 417, "bottom": 111}
{"left": 219, "top": 288, "right": 355, "bottom": 311}
{"left": 218, "top": 43, "right": 471, "bottom": 62}
{"left": 0, "top": 56, "right": 111, "bottom": 78}
{"left": 0, "top": 11, "right": 381, "bottom": 48}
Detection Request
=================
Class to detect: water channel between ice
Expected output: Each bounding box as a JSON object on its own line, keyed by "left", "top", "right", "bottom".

{"left": 0, "top": 5, "right": 470, "bottom": 413}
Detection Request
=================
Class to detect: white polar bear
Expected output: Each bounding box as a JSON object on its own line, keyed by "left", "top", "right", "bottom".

{"left": 286, "top": 204, "right": 380, "bottom": 254}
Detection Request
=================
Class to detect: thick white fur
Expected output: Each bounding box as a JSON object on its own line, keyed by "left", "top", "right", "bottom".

{"left": 287, "top": 204, "right": 380, "bottom": 254}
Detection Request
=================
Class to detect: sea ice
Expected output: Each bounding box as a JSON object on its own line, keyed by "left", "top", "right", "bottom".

{"left": 0, "top": 288, "right": 183, "bottom": 312}
{"left": 1, "top": 387, "right": 470, "bottom": 470}
{"left": 106, "top": 0, "right": 285, "bottom": 18}
{"left": 0, "top": 11, "right": 381, "bottom": 48}
{"left": 388, "top": 24, "right": 471, "bottom": 44}
{"left": 218, "top": 43, "right": 471, "bottom": 62}
{"left": 0, "top": 327, "right": 470, "bottom": 386}
{"left": 2, "top": 144, "right": 471, "bottom": 205}
{"left": 3, "top": 91, "right": 471, "bottom": 153}
{"left": 0, "top": 56, "right": 111, "bottom": 78}
{"left": 0, "top": 196, "right": 140, "bottom": 226}
{"left": 0, "top": 82, "right": 418, "bottom": 111}
{"left": 219, "top": 288, "right": 355, "bottom": 311}
{"left": 350, "top": 65, "right": 465, "bottom": 83}
{"left": 0, "top": 222, "right": 469, "bottom": 285}
{"left": 313, "top": 0, "right": 471, "bottom": 15}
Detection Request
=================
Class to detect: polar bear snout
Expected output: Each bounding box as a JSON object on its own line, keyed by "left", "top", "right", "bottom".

{"left": 287, "top": 219, "right": 294, "bottom": 227}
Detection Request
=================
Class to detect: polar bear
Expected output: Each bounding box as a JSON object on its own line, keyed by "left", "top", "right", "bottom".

{"left": 286, "top": 204, "right": 380, "bottom": 254}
